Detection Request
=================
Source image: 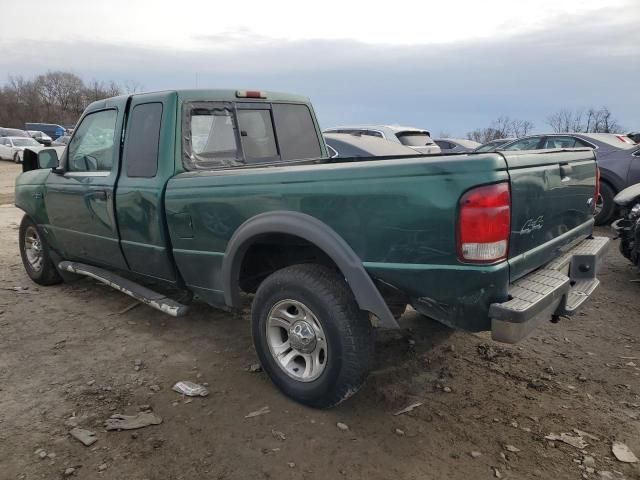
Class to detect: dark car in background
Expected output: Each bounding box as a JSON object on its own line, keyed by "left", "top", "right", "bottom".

{"left": 434, "top": 138, "right": 481, "bottom": 153}
{"left": 324, "top": 132, "right": 420, "bottom": 158}
{"left": 24, "top": 122, "right": 66, "bottom": 140}
{"left": 473, "top": 138, "right": 517, "bottom": 153}
{"left": 499, "top": 133, "right": 639, "bottom": 224}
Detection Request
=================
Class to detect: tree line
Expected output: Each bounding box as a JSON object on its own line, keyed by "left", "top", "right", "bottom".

{"left": 0, "top": 71, "right": 626, "bottom": 141}
{"left": 465, "top": 107, "right": 624, "bottom": 144}
{"left": 0, "top": 71, "right": 143, "bottom": 128}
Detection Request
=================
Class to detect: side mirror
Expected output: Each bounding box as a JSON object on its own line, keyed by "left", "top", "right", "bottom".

{"left": 23, "top": 148, "right": 60, "bottom": 173}
{"left": 38, "top": 149, "right": 59, "bottom": 169}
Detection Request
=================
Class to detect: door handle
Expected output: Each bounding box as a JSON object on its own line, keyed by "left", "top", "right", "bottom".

{"left": 93, "top": 190, "right": 108, "bottom": 201}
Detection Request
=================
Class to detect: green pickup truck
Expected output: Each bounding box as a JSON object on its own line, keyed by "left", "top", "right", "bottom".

{"left": 16, "top": 89, "right": 608, "bottom": 407}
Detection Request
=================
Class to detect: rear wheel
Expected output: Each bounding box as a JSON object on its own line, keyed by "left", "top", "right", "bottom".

{"left": 594, "top": 182, "right": 615, "bottom": 226}
{"left": 251, "top": 264, "right": 373, "bottom": 408}
{"left": 19, "top": 216, "right": 62, "bottom": 285}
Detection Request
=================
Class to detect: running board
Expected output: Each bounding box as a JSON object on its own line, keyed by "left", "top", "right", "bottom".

{"left": 58, "top": 261, "right": 189, "bottom": 317}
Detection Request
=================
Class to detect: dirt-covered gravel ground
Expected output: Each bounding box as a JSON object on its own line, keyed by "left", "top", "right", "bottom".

{"left": 0, "top": 161, "right": 638, "bottom": 480}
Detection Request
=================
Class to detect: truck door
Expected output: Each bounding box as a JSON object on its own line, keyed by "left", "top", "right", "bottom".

{"left": 44, "top": 99, "right": 129, "bottom": 270}
{"left": 115, "top": 92, "right": 178, "bottom": 282}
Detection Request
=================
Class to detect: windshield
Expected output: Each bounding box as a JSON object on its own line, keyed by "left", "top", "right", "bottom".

{"left": 396, "top": 131, "right": 434, "bottom": 146}
{"left": 12, "top": 138, "right": 40, "bottom": 147}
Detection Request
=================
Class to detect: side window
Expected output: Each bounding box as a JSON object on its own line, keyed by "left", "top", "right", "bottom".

{"left": 67, "top": 110, "right": 118, "bottom": 172}
{"left": 125, "top": 103, "right": 163, "bottom": 178}
{"left": 186, "top": 103, "right": 239, "bottom": 168}
{"left": 237, "top": 109, "right": 278, "bottom": 163}
{"left": 543, "top": 136, "right": 579, "bottom": 149}
{"left": 272, "top": 103, "right": 322, "bottom": 160}
{"left": 575, "top": 138, "right": 595, "bottom": 149}
{"left": 503, "top": 137, "right": 542, "bottom": 151}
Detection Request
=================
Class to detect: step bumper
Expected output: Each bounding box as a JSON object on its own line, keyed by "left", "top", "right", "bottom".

{"left": 490, "top": 236, "right": 609, "bottom": 344}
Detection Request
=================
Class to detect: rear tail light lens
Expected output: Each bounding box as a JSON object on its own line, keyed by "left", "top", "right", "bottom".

{"left": 457, "top": 182, "right": 511, "bottom": 263}
{"left": 593, "top": 167, "right": 601, "bottom": 213}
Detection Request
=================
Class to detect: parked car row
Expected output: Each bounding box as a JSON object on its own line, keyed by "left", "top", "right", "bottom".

{"left": 322, "top": 125, "right": 638, "bottom": 225}
{"left": 0, "top": 125, "right": 73, "bottom": 162}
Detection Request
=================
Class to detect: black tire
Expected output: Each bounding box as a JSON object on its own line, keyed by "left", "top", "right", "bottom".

{"left": 594, "top": 182, "right": 616, "bottom": 226}
{"left": 13, "top": 152, "right": 20, "bottom": 164}
{"left": 251, "top": 264, "right": 373, "bottom": 408}
{"left": 19, "top": 215, "right": 62, "bottom": 285}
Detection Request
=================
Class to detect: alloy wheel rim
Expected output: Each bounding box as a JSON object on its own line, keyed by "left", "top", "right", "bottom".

{"left": 265, "top": 299, "right": 328, "bottom": 382}
{"left": 24, "top": 226, "right": 44, "bottom": 272}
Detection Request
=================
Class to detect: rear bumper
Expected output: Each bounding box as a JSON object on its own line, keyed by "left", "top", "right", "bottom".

{"left": 490, "top": 236, "right": 609, "bottom": 344}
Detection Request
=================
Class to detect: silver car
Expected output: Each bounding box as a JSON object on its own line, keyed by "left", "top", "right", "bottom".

{"left": 323, "top": 125, "right": 441, "bottom": 154}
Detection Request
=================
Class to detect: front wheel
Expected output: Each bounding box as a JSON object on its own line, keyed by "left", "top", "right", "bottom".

{"left": 251, "top": 264, "right": 373, "bottom": 408}
{"left": 19, "top": 216, "right": 62, "bottom": 285}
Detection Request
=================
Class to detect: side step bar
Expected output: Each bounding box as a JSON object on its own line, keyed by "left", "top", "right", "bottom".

{"left": 59, "top": 261, "right": 189, "bottom": 317}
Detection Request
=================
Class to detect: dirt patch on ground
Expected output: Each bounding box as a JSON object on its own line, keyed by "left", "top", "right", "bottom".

{"left": 0, "top": 162, "right": 639, "bottom": 479}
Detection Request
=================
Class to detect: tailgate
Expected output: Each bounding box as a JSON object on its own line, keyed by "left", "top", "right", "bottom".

{"left": 502, "top": 149, "right": 597, "bottom": 281}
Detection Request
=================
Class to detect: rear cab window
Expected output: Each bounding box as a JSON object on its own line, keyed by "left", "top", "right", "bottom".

{"left": 183, "top": 101, "right": 322, "bottom": 169}
{"left": 396, "top": 131, "right": 435, "bottom": 147}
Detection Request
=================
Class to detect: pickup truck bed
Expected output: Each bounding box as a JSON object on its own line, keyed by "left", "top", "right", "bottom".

{"left": 15, "top": 89, "right": 607, "bottom": 407}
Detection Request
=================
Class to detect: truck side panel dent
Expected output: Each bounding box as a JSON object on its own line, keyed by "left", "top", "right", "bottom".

{"left": 221, "top": 211, "right": 399, "bottom": 329}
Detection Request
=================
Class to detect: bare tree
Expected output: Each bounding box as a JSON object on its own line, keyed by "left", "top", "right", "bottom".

{"left": 0, "top": 71, "right": 126, "bottom": 128}
{"left": 123, "top": 80, "right": 145, "bottom": 94}
{"left": 466, "top": 116, "right": 535, "bottom": 143}
{"left": 546, "top": 107, "right": 623, "bottom": 133}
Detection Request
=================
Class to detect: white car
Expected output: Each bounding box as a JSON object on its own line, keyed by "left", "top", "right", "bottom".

{"left": 0, "top": 136, "right": 43, "bottom": 163}
{"left": 323, "top": 125, "right": 441, "bottom": 154}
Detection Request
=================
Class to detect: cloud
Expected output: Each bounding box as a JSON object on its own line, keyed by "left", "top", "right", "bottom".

{"left": 1, "top": 9, "right": 638, "bottom": 135}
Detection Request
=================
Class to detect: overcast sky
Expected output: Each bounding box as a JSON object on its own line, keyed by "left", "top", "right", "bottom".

{"left": 1, "top": 0, "right": 638, "bottom": 136}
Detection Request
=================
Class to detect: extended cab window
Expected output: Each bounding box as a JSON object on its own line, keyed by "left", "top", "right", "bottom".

{"left": 67, "top": 109, "right": 117, "bottom": 172}
{"left": 125, "top": 103, "right": 163, "bottom": 177}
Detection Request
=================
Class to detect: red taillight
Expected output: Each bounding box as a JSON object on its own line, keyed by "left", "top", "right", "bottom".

{"left": 457, "top": 182, "right": 510, "bottom": 263}
{"left": 593, "top": 167, "right": 601, "bottom": 213}
{"left": 236, "top": 90, "right": 266, "bottom": 99}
